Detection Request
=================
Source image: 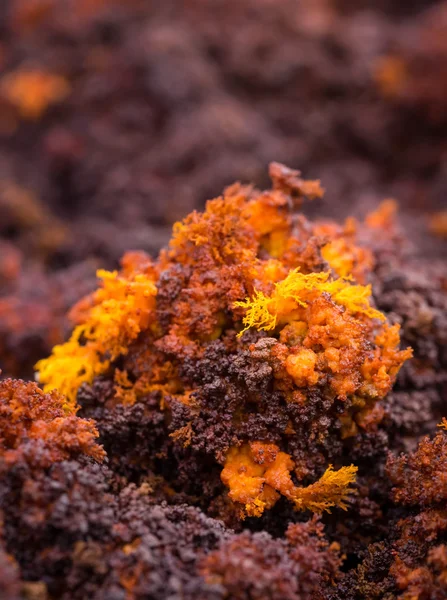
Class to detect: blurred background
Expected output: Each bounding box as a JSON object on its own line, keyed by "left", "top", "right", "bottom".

{"left": 0, "top": 0, "right": 446, "bottom": 378}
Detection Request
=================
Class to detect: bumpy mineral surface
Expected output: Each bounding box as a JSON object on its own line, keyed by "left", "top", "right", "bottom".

{"left": 0, "top": 162, "right": 445, "bottom": 598}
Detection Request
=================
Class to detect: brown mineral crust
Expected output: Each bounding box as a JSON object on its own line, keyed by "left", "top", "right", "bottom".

{"left": 346, "top": 201, "right": 447, "bottom": 452}
{"left": 56, "top": 490, "right": 342, "bottom": 600}
{"left": 0, "top": 380, "right": 236, "bottom": 600}
{"left": 201, "top": 517, "right": 341, "bottom": 600}
{"left": 326, "top": 247, "right": 447, "bottom": 561}
{"left": 0, "top": 378, "right": 111, "bottom": 594}
{"left": 381, "top": 427, "right": 447, "bottom": 599}
{"left": 327, "top": 425, "right": 447, "bottom": 600}
{"left": 77, "top": 382, "right": 177, "bottom": 487}
{"left": 2, "top": 460, "right": 114, "bottom": 586}
{"left": 324, "top": 541, "right": 396, "bottom": 600}
{"left": 60, "top": 496, "right": 231, "bottom": 600}
{"left": 387, "top": 425, "right": 447, "bottom": 507}
{"left": 373, "top": 255, "right": 447, "bottom": 451}
{"left": 0, "top": 378, "right": 231, "bottom": 599}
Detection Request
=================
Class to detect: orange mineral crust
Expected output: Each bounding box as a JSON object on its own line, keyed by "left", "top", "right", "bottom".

{"left": 36, "top": 164, "right": 412, "bottom": 520}
{"left": 0, "top": 377, "right": 105, "bottom": 465}
{"left": 221, "top": 442, "right": 357, "bottom": 518}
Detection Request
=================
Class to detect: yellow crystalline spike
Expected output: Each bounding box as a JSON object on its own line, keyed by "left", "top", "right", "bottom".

{"left": 35, "top": 265, "right": 157, "bottom": 409}
{"left": 234, "top": 290, "right": 278, "bottom": 334}
{"left": 234, "top": 268, "right": 385, "bottom": 335}
{"left": 292, "top": 464, "right": 358, "bottom": 513}
{"left": 35, "top": 333, "right": 106, "bottom": 411}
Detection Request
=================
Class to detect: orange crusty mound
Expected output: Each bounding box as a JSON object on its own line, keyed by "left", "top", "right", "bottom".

{"left": 0, "top": 376, "right": 104, "bottom": 466}
{"left": 35, "top": 163, "right": 412, "bottom": 518}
